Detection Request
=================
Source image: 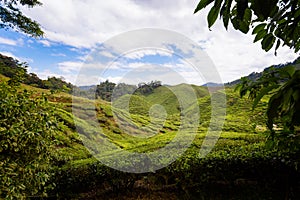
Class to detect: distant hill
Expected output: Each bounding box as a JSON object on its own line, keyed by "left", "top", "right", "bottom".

{"left": 201, "top": 82, "right": 223, "bottom": 87}
{"left": 227, "top": 56, "right": 300, "bottom": 86}
{"left": 78, "top": 85, "right": 96, "bottom": 91}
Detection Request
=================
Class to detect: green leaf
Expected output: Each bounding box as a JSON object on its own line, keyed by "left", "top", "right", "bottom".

{"left": 274, "top": 39, "right": 281, "bottom": 56}
{"left": 277, "top": 18, "right": 286, "bottom": 25}
{"left": 269, "top": 4, "right": 279, "bottom": 18}
{"left": 295, "top": 8, "right": 300, "bottom": 18}
{"left": 194, "top": 0, "right": 214, "bottom": 13}
{"left": 253, "top": 29, "right": 267, "bottom": 42}
{"left": 214, "top": 0, "right": 223, "bottom": 8}
{"left": 267, "top": 93, "right": 281, "bottom": 122}
{"left": 239, "top": 20, "right": 250, "bottom": 33}
{"left": 244, "top": 8, "right": 252, "bottom": 22}
{"left": 252, "top": 84, "right": 279, "bottom": 109}
{"left": 252, "top": 23, "right": 266, "bottom": 34}
{"left": 279, "top": 65, "right": 295, "bottom": 78}
{"left": 220, "top": 0, "right": 233, "bottom": 29}
{"left": 231, "top": 17, "right": 240, "bottom": 30}
{"left": 292, "top": 89, "right": 300, "bottom": 103}
{"left": 281, "top": 88, "right": 293, "bottom": 112}
{"left": 261, "top": 33, "right": 275, "bottom": 51}
{"left": 236, "top": 0, "right": 248, "bottom": 20}
{"left": 221, "top": 8, "right": 230, "bottom": 29}
{"left": 207, "top": 6, "right": 220, "bottom": 28}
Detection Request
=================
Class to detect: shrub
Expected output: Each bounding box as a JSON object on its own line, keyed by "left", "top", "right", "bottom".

{"left": 0, "top": 80, "right": 58, "bottom": 199}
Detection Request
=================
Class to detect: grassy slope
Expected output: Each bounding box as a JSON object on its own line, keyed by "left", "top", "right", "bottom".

{"left": 62, "top": 84, "right": 268, "bottom": 163}
{"left": 55, "top": 85, "right": 282, "bottom": 199}
{"left": 142, "top": 84, "right": 209, "bottom": 115}
{"left": 5, "top": 74, "right": 290, "bottom": 198}
{"left": 1, "top": 73, "right": 269, "bottom": 163}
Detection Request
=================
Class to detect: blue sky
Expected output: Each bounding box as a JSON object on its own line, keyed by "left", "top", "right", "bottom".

{"left": 0, "top": 0, "right": 298, "bottom": 86}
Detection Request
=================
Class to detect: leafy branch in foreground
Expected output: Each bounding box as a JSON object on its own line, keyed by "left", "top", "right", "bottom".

{"left": 236, "top": 65, "right": 300, "bottom": 146}
{"left": 0, "top": 0, "right": 43, "bottom": 37}
{"left": 194, "top": 0, "right": 300, "bottom": 54}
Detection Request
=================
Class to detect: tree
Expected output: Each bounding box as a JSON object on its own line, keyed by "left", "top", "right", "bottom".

{"left": 0, "top": 0, "right": 43, "bottom": 37}
{"left": 113, "top": 83, "right": 137, "bottom": 99}
{"left": 96, "top": 80, "right": 116, "bottom": 101}
{"left": 137, "top": 80, "right": 162, "bottom": 95}
{"left": 194, "top": 0, "right": 300, "bottom": 54}
{"left": 43, "top": 76, "right": 73, "bottom": 93}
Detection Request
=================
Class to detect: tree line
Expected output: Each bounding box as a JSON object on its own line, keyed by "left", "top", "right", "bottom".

{"left": 92, "top": 80, "right": 162, "bottom": 101}
{"left": 0, "top": 54, "right": 73, "bottom": 93}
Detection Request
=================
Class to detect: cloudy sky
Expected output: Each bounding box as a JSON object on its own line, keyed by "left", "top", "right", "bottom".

{"left": 0, "top": 0, "right": 298, "bottom": 86}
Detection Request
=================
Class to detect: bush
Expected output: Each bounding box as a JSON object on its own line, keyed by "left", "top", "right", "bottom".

{"left": 0, "top": 80, "right": 58, "bottom": 199}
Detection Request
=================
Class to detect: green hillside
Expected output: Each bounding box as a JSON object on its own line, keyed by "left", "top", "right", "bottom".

{"left": 1, "top": 68, "right": 300, "bottom": 199}
{"left": 113, "top": 94, "right": 151, "bottom": 116}
{"left": 138, "top": 84, "right": 209, "bottom": 115}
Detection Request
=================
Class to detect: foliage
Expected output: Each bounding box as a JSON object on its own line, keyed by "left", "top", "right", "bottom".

{"left": 112, "top": 82, "right": 137, "bottom": 99}
{"left": 0, "top": 0, "right": 43, "bottom": 37}
{"left": 0, "top": 78, "right": 58, "bottom": 199}
{"left": 95, "top": 80, "right": 116, "bottom": 101}
{"left": 0, "top": 53, "right": 74, "bottom": 93}
{"left": 236, "top": 64, "right": 300, "bottom": 145}
{"left": 1, "top": 59, "right": 299, "bottom": 198}
{"left": 51, "top": 131, "right": 300, "bottom": 199}
{"left": 136, "top": 80, "right": 162, "bottom": 95}
{"left": 94, "top": 80, "right": 163, "bottom": 101}
{"left": 194, "top": 0, "right": 300, "bottom": 54}
{"left": 43, "top": 76, "right": 73, "bottom": 93}
{"left": 0, "top": 53, "right": 27, "bottom": 78}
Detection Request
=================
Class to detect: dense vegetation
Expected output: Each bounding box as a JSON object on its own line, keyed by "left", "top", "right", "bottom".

{"left": 0, "top": 54, "right": 73, "bottom": 93}
{"left": 84, "top": 80, "right": 163, "bottom": 101}
{"left": 1, "top": 55, "right": 300, "bottom": 199}
{"left": 0, "top": 77, "right": 57, "bottom": 198}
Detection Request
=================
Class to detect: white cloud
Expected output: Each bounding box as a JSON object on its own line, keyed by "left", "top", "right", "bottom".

{"left": 21, "top": 0, "right": 202, "bottom": 48}
{"left": 28, "top": 68, "right": 78, "bottom": 84}
{"left": 21, "top": 0, "right": 298, "bottom": 83}
{"left": 0, "top": 37, "right": 18, "bottom": 46}
{"left": 75, "top": 74, "right": 103, "bottom": 86}
{"left": 99, "top": 51, "right": 115, "bottom": 58}
{"left": 0, "top": 51, "right": 33, "bottom": 63}
{"left": 58, "top": 61, "right": 83, "bottom": 73}
{"left": 123, "top": 49, "right": 173, "bottom": 60}
{"left": 39, "top": 40, "right": 52, "bottom": 47}
{"left": 99, "top": 76, "right": 122, "bottom": 84}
